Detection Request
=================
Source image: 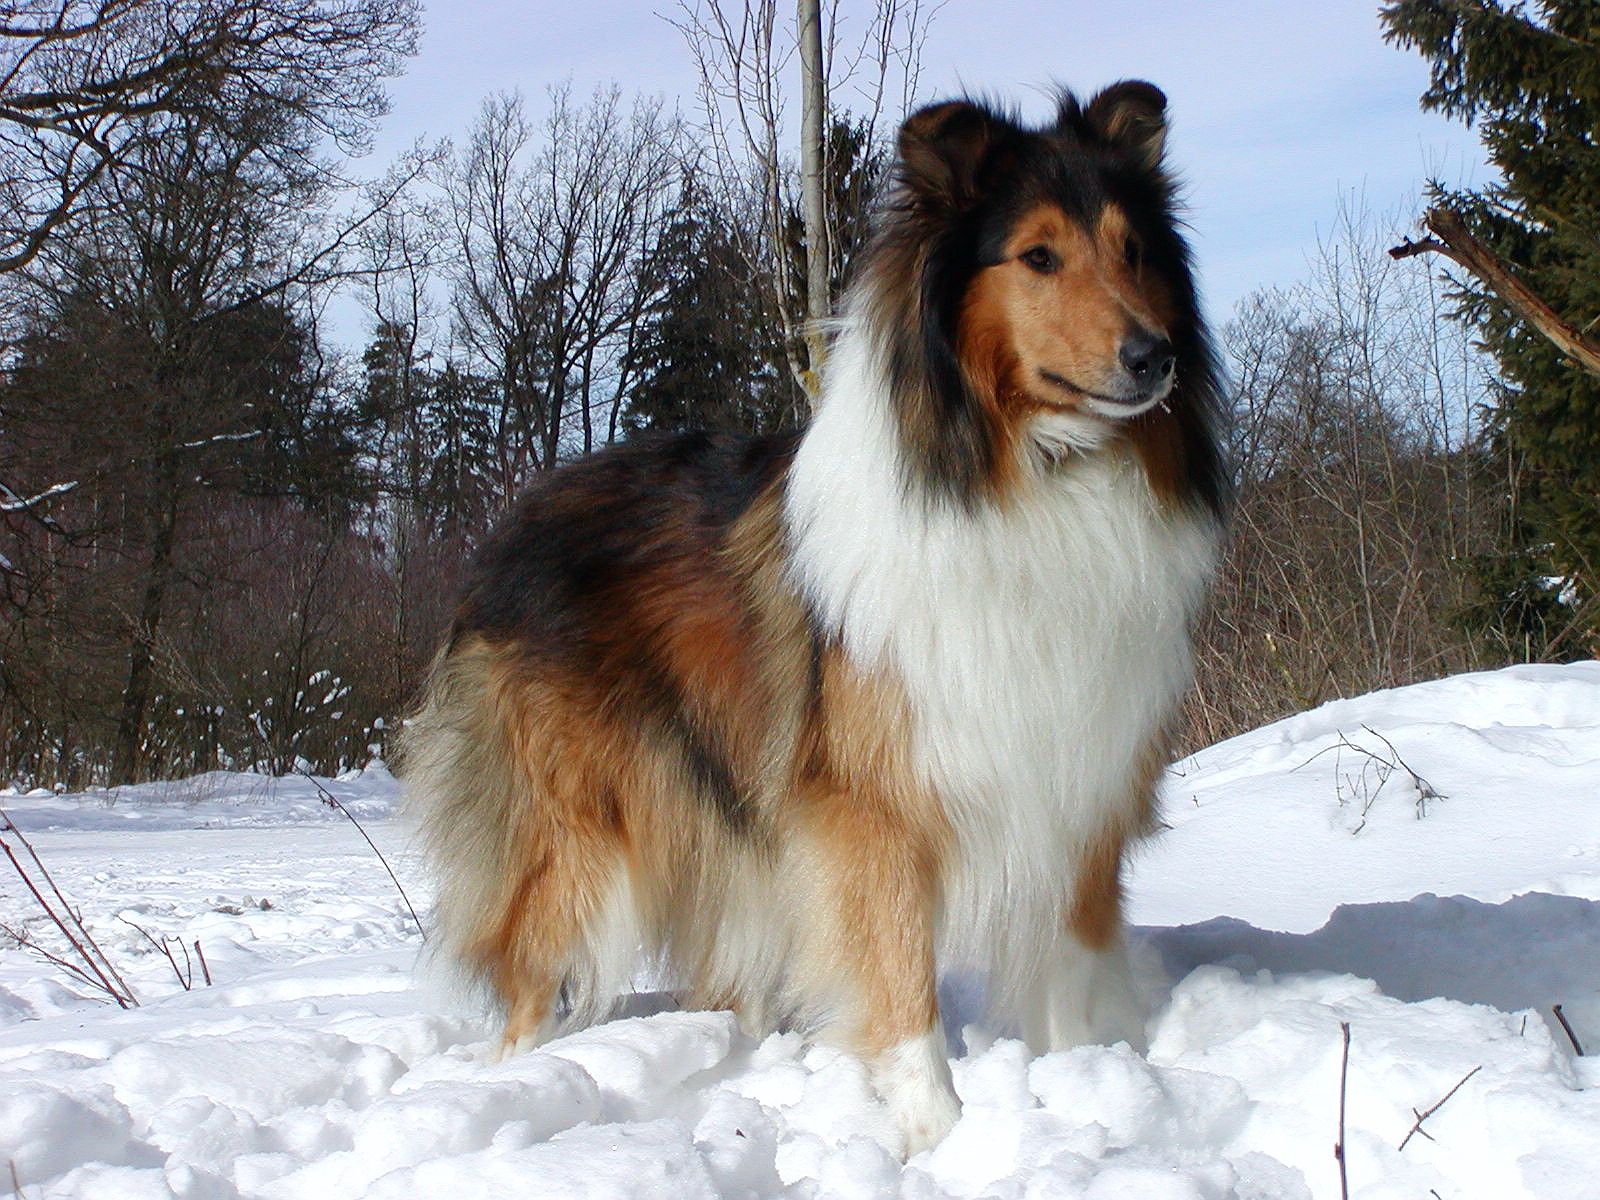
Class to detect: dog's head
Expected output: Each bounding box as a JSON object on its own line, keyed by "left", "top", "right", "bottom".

{"left": 861, "top": 83, "right": 1222, "bottom": 509}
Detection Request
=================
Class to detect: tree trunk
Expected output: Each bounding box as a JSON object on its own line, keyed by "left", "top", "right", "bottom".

{"left": 798, "top": 0, "right": 830, "bottom": 408}
{"left": 110, "top": 488, "right": 179, "bottom": 786}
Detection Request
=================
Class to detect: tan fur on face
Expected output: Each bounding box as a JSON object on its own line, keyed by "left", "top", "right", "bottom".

{"left": 958, "top": 203, "right": 1170, "bottom": 415}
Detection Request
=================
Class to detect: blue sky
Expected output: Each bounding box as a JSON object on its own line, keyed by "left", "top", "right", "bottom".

{"left": 353, "top": 0, "right": 1490, "bottom": 337}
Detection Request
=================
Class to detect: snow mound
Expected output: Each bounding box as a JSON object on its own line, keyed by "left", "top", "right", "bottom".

{"left": 2, "top": 664, "right": 1598, "bottom": 1197}
{"left": 0, "top": 764, "right": 400, "bottom": 833}
{"left": 1133, "top": 662, "right": 1600, "bottom": 932}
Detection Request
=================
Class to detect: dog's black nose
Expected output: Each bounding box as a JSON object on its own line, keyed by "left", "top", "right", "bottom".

{"left": 1119, "top": 331, "right": 1175, "bottom": 384}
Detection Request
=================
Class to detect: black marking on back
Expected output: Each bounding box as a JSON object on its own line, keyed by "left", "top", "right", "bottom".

{"left": 452, "top": 430, "right": 799, "bottom": 834}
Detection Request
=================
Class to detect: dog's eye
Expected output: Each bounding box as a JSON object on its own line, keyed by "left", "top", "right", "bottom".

{"left": 1020, "top": 245, "right": 1057, "bottom": 273}
{"left": 1124, "top": 235, "right": 1143, "bottom": 270}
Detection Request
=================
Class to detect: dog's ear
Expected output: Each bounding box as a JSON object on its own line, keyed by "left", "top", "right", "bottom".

{"left": 897, "top": 100, "right": 1000, "bottom": 209}
{"left": 1084, "top": 80, "right": 1167, "bottom": 170}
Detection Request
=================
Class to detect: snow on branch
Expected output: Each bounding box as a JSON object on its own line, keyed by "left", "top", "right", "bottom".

{"left": 178, "top": 430, "right": 264, "bottom": 451}
{"left": 0, "top": 479, "right": 76, "bottom": 511}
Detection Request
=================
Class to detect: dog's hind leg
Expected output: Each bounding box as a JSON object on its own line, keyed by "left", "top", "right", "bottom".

{"left": 478, "top": 822, "right": 630, "bottom": 1058}
{"left": 409, "top": 642, "right": 638, "bottom": 1059}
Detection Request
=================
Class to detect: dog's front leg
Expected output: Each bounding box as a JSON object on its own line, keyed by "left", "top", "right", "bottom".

{"left": 1020, "top": 926, "right": 1148, "bottom": 1055}
{"left": 1021, "top": 831, "right": 1148, "bottom": 1054}
{"left": 794, "top": 789, "right": 961, "bottom": 1155}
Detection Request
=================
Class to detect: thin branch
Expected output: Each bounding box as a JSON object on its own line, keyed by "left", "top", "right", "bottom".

{"left": 0, "top": 807, "right": 137, "bottom": 1006}
{"left": 8, "top": 1157, "right": 33, "bottom": 1200}
{"left": 1359, "top": 723, "right": 1447, "bottom": 815}
{"left": 1552, "top": 1004, "right": 1584, "bottom": 1056}
{"left": 0, "top": 473, "right": 79, "bottom": 542}
{"left": 1292, "top": 728, "right": 1445, "bottom": 824}
{"left": 0, "top": 479, "right": 78, "bottom": 511}
{"left": 1398, "top": 1064, "right": 1481, "bottom": 1151}
{"left": 117, "top": 914, "right": 196, "bottom": 990}
{"left": 0, "top": 843, "right": 134, "bottom": 1005}
{"left": 1334, "top": 1021, "right": 1351, "bottom": 1200}
{"left": 2, "top": 919, "right": 104, "bottom": 991}
{"left": 286, "top": 763, "right": 426, "bottom": 941}
{"left": 1390, "top": 207, "right": 1600, "bottom": 380}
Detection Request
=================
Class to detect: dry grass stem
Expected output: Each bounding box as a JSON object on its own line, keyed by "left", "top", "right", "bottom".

{"left": 0, "top": 807, "right": 137, "bottom": 1007}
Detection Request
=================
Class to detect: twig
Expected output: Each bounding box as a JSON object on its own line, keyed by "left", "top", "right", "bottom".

{"left": 1, "top": 806, "right": 137, "bottom": 1000}
{"left": 297, "top": 769, "right": 426, "bottom": 941}
{"left": 117, "top": 915, "right": 195, "bottom": 990}
{"left": 245, "top": 722, "right": 426, "bottom": 942}
{"left": 1359, "top": 725, "right": 1446, "bottom": 817}
{"left": 1292, "top": 729, "right": 1445, "bottom": 826}
{"left": 194, "top": 939, "right": 212, "bottom": 986}
{"left": 1296, "top": 733, "right": 1388, "bottom": 830}
{"left": 1552, "top": 1004, "right": 1584, "bottom": 1055}
{"left": 1334, "top": 1021, "right": 1351, "bottom": 1200}
{"left": 0, "top": 811, "right": 137, "bottom": 1008}
{"left": 2, "top": 921, "right": 111, "bottom": 994}
{"left": 1398, "top": 1064, "right": 1481, "bottom": 1151}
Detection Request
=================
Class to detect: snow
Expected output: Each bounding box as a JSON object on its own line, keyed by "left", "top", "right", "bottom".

{"left": 1134, "top": 663, "right": 1600, "bottom": 930}
{"left": 0, "top": 480, "right": 78, "bottom": 512}
{"left": 3, "top": 663, "right": 1599, "bottom": 1198}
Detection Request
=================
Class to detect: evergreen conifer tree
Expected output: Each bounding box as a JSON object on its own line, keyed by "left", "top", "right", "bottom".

{"left": 625, "top": 181, "right": 789, "bottom": 435}
{"left": 1383, "top": 0, "right": 1600, "bottom": 654}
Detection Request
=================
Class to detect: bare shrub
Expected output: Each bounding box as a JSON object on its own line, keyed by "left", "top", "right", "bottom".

{"left": 1186, "top": 201, "right": 1503, "bottom": 749}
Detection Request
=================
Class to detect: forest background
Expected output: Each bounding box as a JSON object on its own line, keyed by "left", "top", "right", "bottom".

{"left": 2, "top": 0, "right": 1595, "bottom": 789}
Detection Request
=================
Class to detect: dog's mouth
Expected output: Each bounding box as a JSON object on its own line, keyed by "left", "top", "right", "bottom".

{"left": 1039, "top": 369, "right": 1171, "bottom": 417}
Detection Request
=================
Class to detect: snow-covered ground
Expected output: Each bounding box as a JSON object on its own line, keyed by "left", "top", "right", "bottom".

{"left": 3, "top": 663, "right": 1598, "bottom": 1198}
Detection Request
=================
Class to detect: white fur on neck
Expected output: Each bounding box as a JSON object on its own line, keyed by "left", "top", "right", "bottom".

{"left": 783, "top": 320, "right": 1218, "bottom": 1016}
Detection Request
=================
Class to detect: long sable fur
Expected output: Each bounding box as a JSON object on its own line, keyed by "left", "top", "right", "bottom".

{"left": 403, "top": 84, "right": 1227, "bottom": 1151}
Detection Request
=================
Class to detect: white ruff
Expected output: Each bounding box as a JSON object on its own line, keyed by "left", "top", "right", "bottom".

{"left": 784, "top": 322, "right": 1219, "bottom": 1017}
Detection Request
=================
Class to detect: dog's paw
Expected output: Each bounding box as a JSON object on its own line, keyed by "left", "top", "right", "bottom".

{"left": 895, "top": 1083, "right": 961, "bottom": 1156}
{"left": 873, "top": 1028, "right": 962, "bottom": 1156}
{"left": 491, "top": 1010, "right": 556, "bottom": 1062}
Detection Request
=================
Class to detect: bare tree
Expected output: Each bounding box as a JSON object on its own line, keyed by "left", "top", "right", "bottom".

{"left": 0, "top": 0, "right": 419, "bottom": 786}
{"left": 1187, "top": 200, "right": 1502, "bottom": 748}
{"left": 442, "top": 85, "right": 682, "bottom": 497}
{"left": 798, "top": 0, "right": 828, "bottom": 391}
{"left": 0, "top": 0, "right": 420, "bottom": 576}
{"left": 0, "top": 0, "right": 418, "bottom": 275}
{"left": 668, "top": 0, "right": 937, "bottom": 409}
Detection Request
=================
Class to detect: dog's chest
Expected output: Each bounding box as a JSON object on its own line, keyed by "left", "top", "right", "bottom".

{"left": 786, "top": 403, "right": 1217, "bottom": 839}
{"left": 891, "top": 460, "right": 1214, "bottom": 824}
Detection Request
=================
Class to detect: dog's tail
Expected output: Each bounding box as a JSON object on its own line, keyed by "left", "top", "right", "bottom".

{"left": 397, "top": 638, "right": 520, "bottom": 992}
{"left": 398, "top": 636, "right": 639, "bottom": 1043}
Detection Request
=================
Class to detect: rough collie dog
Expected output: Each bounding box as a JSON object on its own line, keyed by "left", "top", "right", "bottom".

{"left": 404, "top": 81, "right": 1225, "bottom": 1154}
